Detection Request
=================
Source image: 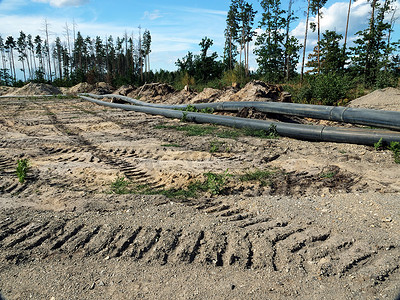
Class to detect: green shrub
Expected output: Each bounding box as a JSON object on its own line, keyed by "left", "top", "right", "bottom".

{"left": 389, "top": 142, "right": 400, "bottom": 164}
{"left": 111, "top": 176, "right": 130, "bottom": 194}
{"left": 295, "top": 73, "right": 352, "bottom": 105}
{"left": 16, "top": 159, "right": 29, "bottom": 184}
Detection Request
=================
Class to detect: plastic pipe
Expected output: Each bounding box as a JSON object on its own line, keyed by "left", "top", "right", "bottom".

{"left": 79, "top": 95, "right": 400, "bottom": 146}
{"left": 80, "top": 93, "right": 400, "bottom": 131}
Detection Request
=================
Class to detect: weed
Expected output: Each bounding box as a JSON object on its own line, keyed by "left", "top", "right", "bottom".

{"left": 239, "top": 169, "right": 275, "bottom": 186}
{"left": 16, "top": 158, "right": 29, "bottom": 183}
{"left": 204, "top": 170, "right": 231, "bottom": 195}
{"left": 176, "top": 105, "right": 214, "bottom": 114}
{"left": 209, "top": 140, "right": 222, "bottom": 153}
{"left": 389, "top": 141, "right": 400, "bottom": 164}
{"left": 374, "top": 139, "right": 400, "bottom": 164}
{"left": 180, "top": 112, "right": 188, "bottom": 122}
{"left": 110, "top": 176, "right": 130, "bottom": 194}
{"left": 216, "top": 129, "right": 241, "bottom": 139}
{"left": 374, "top": 138, "right": 384, "bottom": 151}
{"left": 319, "top": 171, "right": 336, "bottom": 179}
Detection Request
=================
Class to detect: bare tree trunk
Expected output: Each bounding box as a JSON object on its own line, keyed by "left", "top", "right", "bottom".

{"left": 43, "top": 19, "right": 53, "bottom": 81}
{"left": 285, "top": 0, "right": 293, "bottom": 81}
{"left": 343, "top": 0, "right": 351, "bottom": 54}
{"left": 301, "top": 0, "right": 311, "bottom": 81}
{"left": 317, "top": 6, "right": 321, "bottom": 74}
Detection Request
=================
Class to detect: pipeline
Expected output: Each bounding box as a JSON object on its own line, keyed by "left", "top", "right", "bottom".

{"left": 80, "top": 93, "right": 400, "bottom": 131}
{"left": 79, "top": 95, "right": 400, "bottom": 146}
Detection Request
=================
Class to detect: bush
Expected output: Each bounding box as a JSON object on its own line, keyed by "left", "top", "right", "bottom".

{"left": 295, "top": 73, "right": 353, "bottom": 105}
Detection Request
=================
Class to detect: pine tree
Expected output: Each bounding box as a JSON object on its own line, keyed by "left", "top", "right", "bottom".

{"left": 255, "top": 0, "right": 287, "bottom": 82}
{"left": 306, "top": 30, "right": 345, "bottom": 74}
{"left": 5, "top": 36, "right": 16, "bottom": 81}
{"left": 224, "top": 1, "right": 239, "bottom": 70}
{"left": 350, "top": 0, "right": 394, "bottom": 86}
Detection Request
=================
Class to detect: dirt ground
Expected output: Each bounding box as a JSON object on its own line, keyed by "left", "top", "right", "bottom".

{"left": 0, "top": 87, "right": 399, "bottom": 299}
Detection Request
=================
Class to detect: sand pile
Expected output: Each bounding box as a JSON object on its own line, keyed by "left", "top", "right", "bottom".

{"left": 7, "top": 83, "right": 61, "bottom": 96}
{"left": 113, "top": 85, "right": 136, "bottom": 96}
{"left": 89, "top": 82, "right": 115, "bottom": 95}
{"left": 226, "top": 80, "right": 291, "bottom": 102}
{"left": 69, "top": 82, "right": 94, "bottom": 94}
{"left": 348, "top": 87, "right": 400, "bottom": 111}
{"left": 189, "top": 88, "right": 223, "bottom": 103}
{"left": 127, "top": 83, "right": 175, "bottom": 100}
{"left": 0, "top": 86, "right": 16, "bottom": 96}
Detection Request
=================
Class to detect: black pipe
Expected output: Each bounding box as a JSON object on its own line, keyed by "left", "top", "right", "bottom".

{"left": 79, "top": 95, "right": 400, "bottom": 146}
{"left": 80, "top": 93, "right": 400, "bottom": 131}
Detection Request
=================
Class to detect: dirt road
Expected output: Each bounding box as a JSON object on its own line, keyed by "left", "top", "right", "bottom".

{"left": 0, "top": 96, "right": 399, "bottom": 299}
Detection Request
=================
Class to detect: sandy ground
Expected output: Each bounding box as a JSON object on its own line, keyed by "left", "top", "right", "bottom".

{"left": 0, "top": 88, "right": 399, "bottom": 299}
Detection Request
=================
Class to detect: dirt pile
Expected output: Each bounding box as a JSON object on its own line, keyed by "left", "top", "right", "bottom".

{"left": 69, "top": 82, "right": 94, "bottom": 94}
{"left": 127, "top": 83, "right": 175, "bottom": 101}
{"left": 189, "top": 88, "right": 223, "bottom": 103}
{"left": 113, "top": 85, "right": 136, "bottom": 96}
{"left": 7, "top": 83, "right": 61, "bottom": 96}
{"left": 349, "top": 87, "right": 400, "bottom": 111}
{"left": 89, "top": 82, "right": 115, "bottom": 95}
{"left": 0, "top": 86, "right": 16, "bottom": 96}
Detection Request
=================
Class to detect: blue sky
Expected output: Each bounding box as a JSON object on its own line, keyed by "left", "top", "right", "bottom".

{"left": 0, "top": 0, "right": 399, "bottom": 73}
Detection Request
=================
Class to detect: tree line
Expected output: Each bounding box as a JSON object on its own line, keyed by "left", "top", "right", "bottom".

{"left": 1, "top": 0, "right": 399, "bottom": 104}
{"left": 0, "top": 23, "right": 152, "bottom": 87}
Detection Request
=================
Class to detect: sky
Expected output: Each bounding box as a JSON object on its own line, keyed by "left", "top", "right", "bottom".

{"left": 0, "top": 0, "right": 399, "bottom": 74}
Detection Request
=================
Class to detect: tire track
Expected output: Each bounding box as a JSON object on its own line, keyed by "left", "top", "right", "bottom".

{"left": 0, "top": 209, "right": 398, "bottom": 292}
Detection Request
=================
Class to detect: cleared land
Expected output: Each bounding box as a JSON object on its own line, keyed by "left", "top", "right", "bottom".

{"left": 0, "top": 87, "right": 399, "bottom": 299}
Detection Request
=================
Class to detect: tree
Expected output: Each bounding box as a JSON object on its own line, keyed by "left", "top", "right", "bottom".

{"left": 42, "top": 19, "right": 53, "bottom": 81}
{"left": 0, "top": 35, "right": 7, "bottom": 71}
{"left": 17, "top": 31, "right": 29, "bottom": 81}
{"left": 255, "top": 0, "right": 287, "bottom": 82}
{"left": 301, "top": 0, "right": 311, "bottom": 81}
{"left": 143, "top": 30, "right": 152, "bottom": 77}
{"left": 350, "top": 0, "right": 394, "bottom": 86}
{"left": 306, "top": 30, "right": 345, "bottom": 74}
{"left": 310, "top": 0, "right": 328, "bottom": 74}
{"left": 5, "top": 36, "right": 16, "bottom": 81}
{"left": 176, "top": 37, "right": 222, "bottom": 83}
{"left": 224, "top": 1, "right": 239, "bottom": 70}
{"left": 34, "top": 35, "right": 45, "bottom": 82}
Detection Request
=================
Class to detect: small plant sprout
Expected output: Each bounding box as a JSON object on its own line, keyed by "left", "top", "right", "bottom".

{"left": 16, "top": 158, "right": 29, "bottom": 183}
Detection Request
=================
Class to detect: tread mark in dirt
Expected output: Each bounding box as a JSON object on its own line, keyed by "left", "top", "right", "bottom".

{"left": 146, "top": 229, "right": 182, "bottom": 265}
{"left": 83, "top": 225, "right": 123, "bottom": 256}
{"left": 60, "top": 226, "right": 101, "bottom": 253}
{"left": 129, "top": 228, "right": 162, "bottom": 260}
{"left": 3, "top": 221, "right": 50, "bottom": 248}
{"left": 43, "top": 105, "right": 158, "bottom": 186}
{"left": 225, "top": 231, "right": 252, "bottom": 268}
{"left": 50, "top": 224, "right": 85, "bottom": 250}
{"left": 0, "top": 221, "right": 31, "bottom": 244}
{"left": 111, "top": 226, "right": 143, "bottom": 257}
{"left": 174, "top": 230, "right": 205, "bottom": 263}
{"left": 197, "top": 231, "right": 227, "bottom": 266}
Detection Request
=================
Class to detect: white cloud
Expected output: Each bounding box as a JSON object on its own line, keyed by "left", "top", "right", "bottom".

{"left": 32, "top": 0, "right": 89, "bottom": 7}
{"left": 142, "top": 10, "right": 162, "bottom": 21}
{"left": 0, "top": 0, "right": 29, "bottom": 11}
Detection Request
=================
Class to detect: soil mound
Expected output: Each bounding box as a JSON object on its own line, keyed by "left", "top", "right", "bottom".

{"left": 90, "top": 82, "right": 115, "bottom": 95}
{"left": 8, "top": 83, "right": 61, "bottom": 96}
{"left": 113, "top": 85, "right": 136, "bottom": 96}
{"left": 128, "top": 83, "right": 175, "bottom": 100}
{"left": 348, "top": 87, "right": 400, "bottom": 111}
{"left": 0, "top": 86, "right": 17, "bottom": 96}
{"left": 228, "top": 80, "right": 290, "bottom": 102}
{"left": 190, "top": 88, "right": 222, "bottom": 103}
{"left": 69, "top": 82, "right": 94, "bottom": 94}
